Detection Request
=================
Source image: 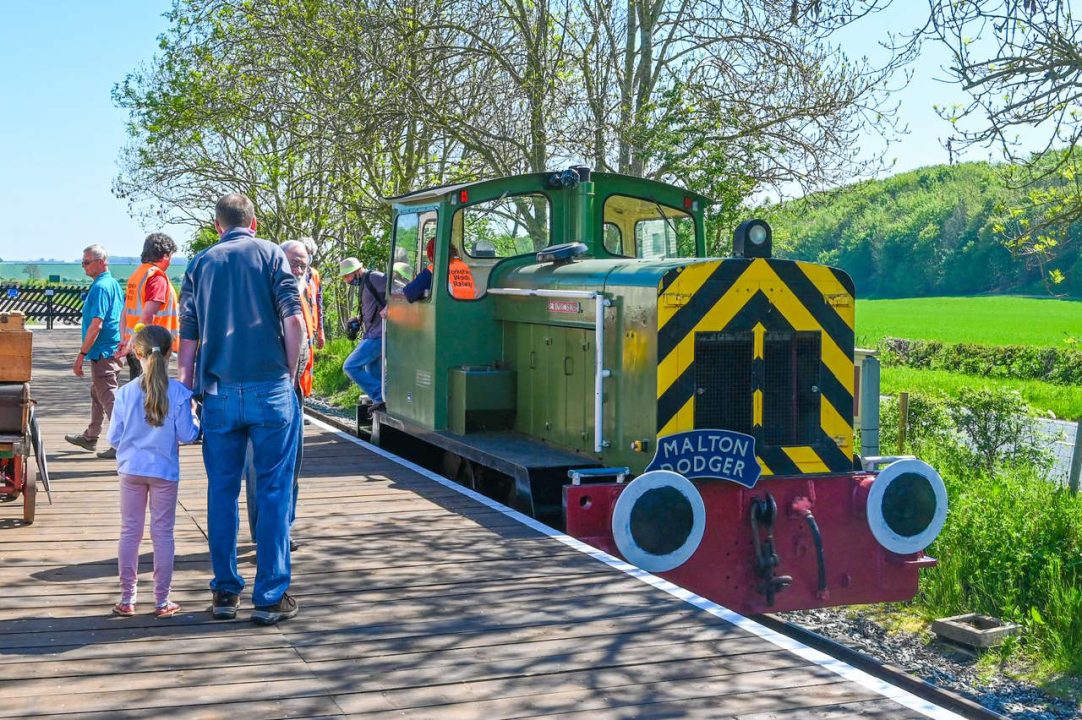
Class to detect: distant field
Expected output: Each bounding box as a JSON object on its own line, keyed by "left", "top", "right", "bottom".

{"left": 856, "top": 296, "right": 1080, "bottom": 348}
{"left": 0, "top": 261, "right": 185, "bottom": 284}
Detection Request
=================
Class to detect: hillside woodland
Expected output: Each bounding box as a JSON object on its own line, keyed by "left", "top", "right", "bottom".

{"left": 766, "top": 161, "right": 1082, "bottom": 298}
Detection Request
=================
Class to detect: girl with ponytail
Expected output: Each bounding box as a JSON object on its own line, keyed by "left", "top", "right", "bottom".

{"left": 107, "top": 324, "right": 200, "bottom": 618}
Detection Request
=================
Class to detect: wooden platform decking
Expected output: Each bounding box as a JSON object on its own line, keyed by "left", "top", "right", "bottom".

{"left": 0, "top": 329, "right": 958, "bottom": 719}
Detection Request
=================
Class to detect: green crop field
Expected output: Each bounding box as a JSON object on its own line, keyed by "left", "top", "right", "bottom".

{"left": 855, "top": 296, "right": 1080, "bottom": 349}
{"left": 0, "top": 261, "right": 186, "bottom": 285}
{"left": 855, "top": 296, "right": 1082, "bottom": 417}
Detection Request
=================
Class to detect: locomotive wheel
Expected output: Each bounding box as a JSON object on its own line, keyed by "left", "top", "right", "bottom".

{"left": 440, "top": 452, "right": 478, "bottom": 490}
{"left": 457, "top": 458, "right": 480, "bottom": 491}
{"left": 22, "top": 462, "right": 36, "bottom": 525}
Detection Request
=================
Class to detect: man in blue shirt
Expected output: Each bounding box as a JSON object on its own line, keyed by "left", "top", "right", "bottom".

{"left": 178, "top": 193, "right": 306, "bottom": 626}
{"left": 65, "top": 244, "right": 124, "bottom": 459}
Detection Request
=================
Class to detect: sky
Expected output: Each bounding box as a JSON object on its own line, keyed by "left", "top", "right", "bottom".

{"left": 0, "top": 2, "right": 1045, "bottom": 262}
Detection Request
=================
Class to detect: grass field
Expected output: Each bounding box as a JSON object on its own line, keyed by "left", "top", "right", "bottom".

{"left": 857, "top": 295, "right": 1082, "bottom": 418}
{"left": 0, "top": 261, "right": 186, "bottom": 284}
{"left": 880, "top": 365, "right": 1082, "bottom": 419}
{"left": 856, "top": 295, "right": 1080, "bottom": 348}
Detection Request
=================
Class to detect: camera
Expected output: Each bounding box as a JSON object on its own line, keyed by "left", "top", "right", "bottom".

{"left": 346, "top": 318, "right": 362, "bottom": 341}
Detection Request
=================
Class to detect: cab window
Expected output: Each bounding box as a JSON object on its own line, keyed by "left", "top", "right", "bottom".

{"left": 390, "top": 210, "right": 436, "bottom": 297}
{"left": 602, "top": 194, "right": 694, "bottom": 259}
{"left": 451, "top": 192, "right": 550, "bottom": 300}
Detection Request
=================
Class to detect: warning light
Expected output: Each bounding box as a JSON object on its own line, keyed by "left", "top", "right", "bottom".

{"left": 683, "top": 196, "right": 692, "bottom": 209}
{"left": 459, "top": 190, "right": 469, "bottom": 203}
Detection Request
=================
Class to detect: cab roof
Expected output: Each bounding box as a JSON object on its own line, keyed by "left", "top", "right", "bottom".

{"left": 385, "top": 171, "right": 714, "bottom": 208}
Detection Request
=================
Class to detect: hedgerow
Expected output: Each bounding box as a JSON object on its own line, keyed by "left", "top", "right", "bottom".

{"left": 880, "top": 337, "right": 1082, "bottom": 386}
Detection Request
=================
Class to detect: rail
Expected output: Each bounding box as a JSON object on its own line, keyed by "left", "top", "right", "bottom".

{"left": 487, "top": 287, "right": 611, "bottom": 453}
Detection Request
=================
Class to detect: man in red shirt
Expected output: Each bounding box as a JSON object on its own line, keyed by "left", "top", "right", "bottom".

{"left": 121, "top": 234, "right": 179, "bottom": 380}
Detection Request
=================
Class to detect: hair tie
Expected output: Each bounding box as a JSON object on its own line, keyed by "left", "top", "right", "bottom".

{"left": 133, "top": 322, "right": 146, "bottom": 333}
{"left": 151, "top": 346, "right": 161, "bottom": 354}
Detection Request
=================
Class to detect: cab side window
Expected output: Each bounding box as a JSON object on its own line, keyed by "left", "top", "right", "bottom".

{"left": 451, "top": 192, "right": 551, "bottom": 300}
{"left": 390, "top": 210, "right": 436, "bottom": 297}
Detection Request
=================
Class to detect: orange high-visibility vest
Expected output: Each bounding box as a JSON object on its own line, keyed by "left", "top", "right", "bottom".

{"left": 307, "top": 267, "right": 324, "bottom": 345}
{"left": 124, "top": 263, "right": 179, "bottom": 352}
{"left": 448, "top": 258, "right": 475, "bottom": 300}
{"left": 297, "top": 287, "right": 316, "bottom": 397}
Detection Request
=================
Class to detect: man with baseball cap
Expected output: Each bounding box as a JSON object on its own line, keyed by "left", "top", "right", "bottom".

{"left": 339, "top": 257, "right": 387, "bottom": 414}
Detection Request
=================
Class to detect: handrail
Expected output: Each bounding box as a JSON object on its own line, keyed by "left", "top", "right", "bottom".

{"left": 488, "top": 287, "right": 611, "bottom": 452}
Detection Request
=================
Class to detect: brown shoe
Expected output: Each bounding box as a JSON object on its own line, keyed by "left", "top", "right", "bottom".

{"left": 251, "top": 592, "right": 298, "bottom": 626}
{"left": 65, "top": 433, "right": 97, "bottom": 452}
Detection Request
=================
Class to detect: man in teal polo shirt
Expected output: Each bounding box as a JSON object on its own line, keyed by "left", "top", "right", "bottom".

{"left": 65, "top": 244, "right": 125, "bottom": 459}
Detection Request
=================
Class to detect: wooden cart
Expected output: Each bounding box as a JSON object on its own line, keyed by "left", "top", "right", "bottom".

{"left": 0, "top": 312, "right": 49, "bottom": 524}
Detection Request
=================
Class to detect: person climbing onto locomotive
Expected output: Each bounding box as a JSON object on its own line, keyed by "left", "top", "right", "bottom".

{"left": 120, "top": 233, "right": 180, "bottom": 381}
{"left": 403, "top": 238, "right": 475, "bottom": 302}
{"left": 339, "top": 257, "right": 387, "bottom": 413}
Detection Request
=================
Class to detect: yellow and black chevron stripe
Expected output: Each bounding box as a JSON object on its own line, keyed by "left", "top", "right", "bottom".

{"left": 656, "top": 258, "right": 855, "bottom": 476}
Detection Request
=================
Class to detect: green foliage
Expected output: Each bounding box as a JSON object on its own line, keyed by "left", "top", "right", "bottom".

{"left": 880, "top": 337, "right": 1082, "bottom": 387}
{"left": 946, "top": 388, "right": 1056, "bottom": 474}
{"left": 877, "top": 390, "right": 1082, "bottom": 672}
{"left": 311, "top": 337, "right": 360, "bottom": 408}
{"left": 879, "top": 365, "right": 1082, "bottom": 422}
{"left": 878, "top": 392, "right": 954, "bottom": 455}
{"left": 766, "top": 162, "right": 1082, "bottom": 297}
{"left": 918, "top": 448, "right": 1082, "bottom": 673}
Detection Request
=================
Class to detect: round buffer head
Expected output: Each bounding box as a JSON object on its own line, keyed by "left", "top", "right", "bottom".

{"left": 611, "top": 470, "right": 707, "bottom": 573}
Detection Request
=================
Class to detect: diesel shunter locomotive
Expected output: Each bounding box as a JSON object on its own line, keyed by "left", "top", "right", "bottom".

{"left": 373, "top": 167, "right": 947, "bottom": 614}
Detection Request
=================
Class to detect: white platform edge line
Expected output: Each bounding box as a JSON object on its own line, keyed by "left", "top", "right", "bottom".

{"left": 306, "top": 414, "right": 964, "bottom": 720}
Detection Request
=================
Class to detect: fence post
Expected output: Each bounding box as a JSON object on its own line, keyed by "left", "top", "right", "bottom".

{"left": 1069, "top": 418, "right": 1081, "bottom": 495}
{"left": 46, "top": 293, "right": 54, "bottom": 330}
{"left": 898, "top": 391, "right": 909, "bottom": 454}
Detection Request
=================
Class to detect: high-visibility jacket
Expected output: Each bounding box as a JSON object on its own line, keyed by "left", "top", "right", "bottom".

{"left": 124, "top": 262, "right": 179, "bottom": 352}
{"left": 448, "top": 258, "right": 475, "bottom": 300}
{"left": 307, "top": 267, "right": 324, "bottom": 346}
{"left": 297, "top": 286, "right": 316, "bottom": 397}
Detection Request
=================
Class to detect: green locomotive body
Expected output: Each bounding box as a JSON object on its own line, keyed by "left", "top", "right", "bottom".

{"left": 373, "top": 168, "right": 947, "bottom": 613}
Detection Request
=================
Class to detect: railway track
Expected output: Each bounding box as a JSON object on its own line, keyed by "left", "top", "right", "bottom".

{"left": 303, "top": 401, "right": 1006, "bottom": 720}
{"left": 753, "top": 614, "right": 1007, "bottom": 720}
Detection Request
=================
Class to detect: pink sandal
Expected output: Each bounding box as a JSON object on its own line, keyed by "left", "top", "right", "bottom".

{"left": 154, "top": 601, "right": 181, "bottom": 619}
{"left": 112, "top": 602, "right": 136, "bottom": 617}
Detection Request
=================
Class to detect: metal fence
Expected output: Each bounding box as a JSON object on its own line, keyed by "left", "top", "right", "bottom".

{"left": 0, "top": 284, "right": 86, "bottom": 328}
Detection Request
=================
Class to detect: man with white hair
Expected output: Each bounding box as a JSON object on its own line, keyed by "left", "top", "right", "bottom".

{"left": 245, "top": 239, "right": 313, "bottom": 551}
{"left": 300, "top": 237, "right": 325, "bottom": 349}
{"left": 65, "top": 244, "right": 125, "bottom": 458}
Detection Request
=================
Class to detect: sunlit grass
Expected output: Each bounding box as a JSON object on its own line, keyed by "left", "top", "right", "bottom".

{"left": 857, "top": 296, "right": 1080, "bottom": 349}
{"left": 881, "top": 365, "right": 1082, "bottom": 419}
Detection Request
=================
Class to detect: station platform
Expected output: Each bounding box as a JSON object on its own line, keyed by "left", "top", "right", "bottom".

{"left": 0, "top": 329, "right": 963, "bottom": 719}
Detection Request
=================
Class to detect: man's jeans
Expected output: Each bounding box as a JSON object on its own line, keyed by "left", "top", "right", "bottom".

{"left": 246, "top": 384, "right": 303, "bottom": 541}
{"left": 202, "top": 379, "right": 299, "bottom": 607}
{"left": 343, "top": 336, "right": 383, "bottom": 402}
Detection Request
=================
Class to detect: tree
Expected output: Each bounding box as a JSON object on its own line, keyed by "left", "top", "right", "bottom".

{"left": 115, "top": 0, "right": 915, "bottom": 266}
{"left": 926, "top": 0, "right": 1082, "bottom": 287}
{"left": 22, "top": 264, "right": 41, "bottom": 281}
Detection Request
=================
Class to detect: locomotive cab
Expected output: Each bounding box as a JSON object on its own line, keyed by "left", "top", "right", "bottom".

{"left": 375, "top": 168, "right": 947, "bottom": 615}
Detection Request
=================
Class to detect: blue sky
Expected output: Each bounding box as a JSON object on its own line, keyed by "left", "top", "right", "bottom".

{"left": 0, "top": 2, "right": 1040, "bottom": 261}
